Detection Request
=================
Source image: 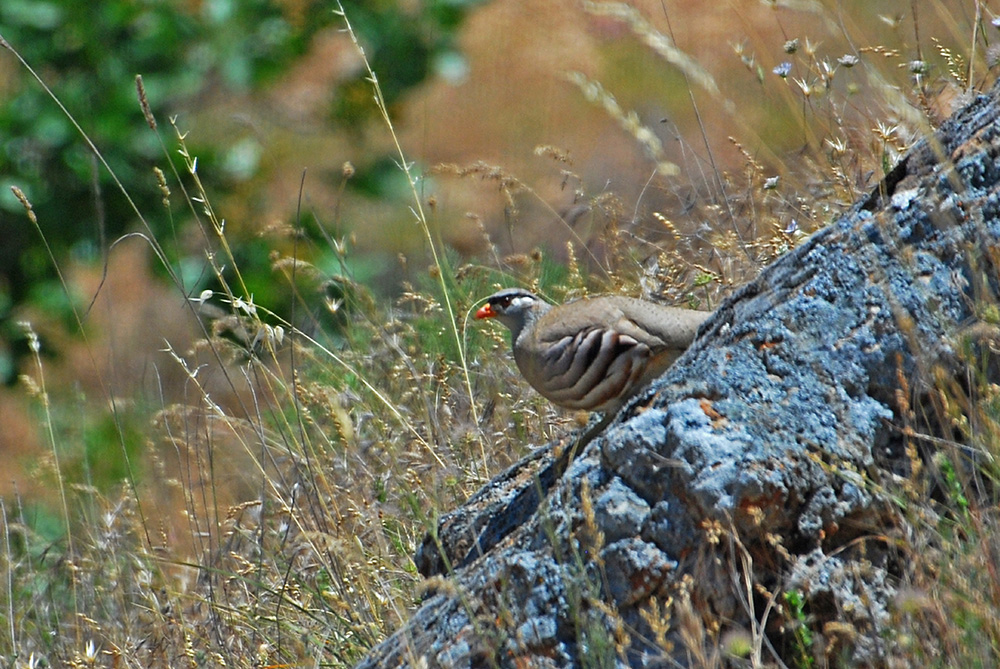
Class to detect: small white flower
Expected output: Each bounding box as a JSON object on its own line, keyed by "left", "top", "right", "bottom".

{"left": 84, "top": 639, "right": 98, "bottom": 663}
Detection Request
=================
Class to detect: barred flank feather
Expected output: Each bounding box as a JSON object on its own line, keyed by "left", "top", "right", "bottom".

{"left": 541, "top": 330, "right": 646, "bottom": 409}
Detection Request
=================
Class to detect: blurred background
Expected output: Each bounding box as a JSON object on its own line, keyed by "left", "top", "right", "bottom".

{"left": 0, "top": 0, "right": 986, "bottom": 503}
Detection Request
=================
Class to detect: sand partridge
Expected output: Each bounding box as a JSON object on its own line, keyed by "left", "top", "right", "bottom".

{"left": 475, "top": 288, "right": 709, "bottom": 412}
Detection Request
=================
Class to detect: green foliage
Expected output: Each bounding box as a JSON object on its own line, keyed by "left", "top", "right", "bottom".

{"left": 0, "top": 0, "right": 328, "bottom": 282}
{"left": 0, "top": 0, "right": 338, "bottom": 391}
{"left": 0, "top": 0, "right": 482, "bottom": 387}
{"left": 329, "top": 0, "right": 485, "bottom": 130}
{"left": 935, "top": 453, "right": 970, "bottom": 517}
{"left": 80, "top": 410, "right": 145, "bottom": 487}
{"left": 348, "top": 155, "right": 419, "bottom": 199}
{"left": 783, "top": 589, "right": 816, "bottom": 668}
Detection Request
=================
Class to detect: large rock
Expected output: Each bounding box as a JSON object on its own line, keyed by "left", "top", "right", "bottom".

{"left": 357, "top": 84, "right": 1000, "bottom": 667}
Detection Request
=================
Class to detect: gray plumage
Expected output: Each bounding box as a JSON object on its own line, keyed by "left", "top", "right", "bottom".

{"left": 476, "top": 288, "right": 709, "bottom": 412}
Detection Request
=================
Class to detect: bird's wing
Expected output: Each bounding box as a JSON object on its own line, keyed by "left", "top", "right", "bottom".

{"left": 611, "top": 298, "right": 710, "bottom": 351}
{"left": 533, "top": 297, "right": 707, "bottom": 350}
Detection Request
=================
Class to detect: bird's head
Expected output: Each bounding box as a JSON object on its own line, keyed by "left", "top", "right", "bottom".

{"left": 475, "top": 288, "right": 549, "bottom": 339}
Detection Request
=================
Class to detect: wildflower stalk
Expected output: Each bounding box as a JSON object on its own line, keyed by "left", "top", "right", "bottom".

{"left": 334, "top": 2, "right": 485, "bottom": 470}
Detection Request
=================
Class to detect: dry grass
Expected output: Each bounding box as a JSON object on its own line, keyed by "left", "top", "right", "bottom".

{"left": 2, "top": 2, "right": 1000, "bottom": 667}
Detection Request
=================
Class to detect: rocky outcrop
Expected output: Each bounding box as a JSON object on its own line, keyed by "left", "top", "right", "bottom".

{"left": 357, "top": 83, "right": 1000, "bottom": 667}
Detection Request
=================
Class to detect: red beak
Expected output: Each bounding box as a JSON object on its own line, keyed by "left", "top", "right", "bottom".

{"left": 475, "top": 304, "right": 495, "bottom": 319}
